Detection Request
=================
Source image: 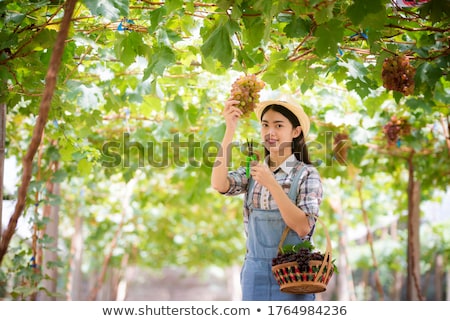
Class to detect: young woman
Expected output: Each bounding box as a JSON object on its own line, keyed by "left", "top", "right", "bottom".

{"left": 211, "top": 96, "right": 323, "bottom": 301}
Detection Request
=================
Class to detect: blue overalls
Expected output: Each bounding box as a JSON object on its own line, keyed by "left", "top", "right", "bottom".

{"left": 240, "top": 166, "right": 315, "bottom": 301}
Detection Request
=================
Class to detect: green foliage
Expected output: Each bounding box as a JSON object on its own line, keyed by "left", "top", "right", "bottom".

{"left": 0, "top": 0, "right": 449, "bottom": 300}
{"left": 201, "top": 20, "right": 238, "bottom": 67}
{"left": 314, "top": 19, "right": 344, "bottom": 57}
{"left": 346, "top": 0, "right": 387, "bottom": 27}
{"left": 83, "top": 0, "right": 129, "bottom": 21}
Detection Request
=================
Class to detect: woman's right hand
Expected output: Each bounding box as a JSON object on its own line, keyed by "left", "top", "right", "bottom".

{"left": 222, "top": 98, "right": 243, "bottom": 132}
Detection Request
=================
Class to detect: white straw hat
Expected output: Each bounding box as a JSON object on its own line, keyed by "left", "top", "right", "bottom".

{"left": 255, "top": 95, "right": 310, "bottom": 137}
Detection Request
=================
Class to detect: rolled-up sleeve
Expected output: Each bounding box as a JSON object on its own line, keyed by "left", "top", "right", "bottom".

{"left": 222, "top": 166, "right": 249, "bottom": 196}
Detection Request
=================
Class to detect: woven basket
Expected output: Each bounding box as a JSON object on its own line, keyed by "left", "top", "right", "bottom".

{"left": 271, "top": 218, "right": 334, "bottom": 294}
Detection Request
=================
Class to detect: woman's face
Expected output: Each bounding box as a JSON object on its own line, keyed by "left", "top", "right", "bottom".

{"left": 261, "top": 109, "right": 301, "bottom": 157}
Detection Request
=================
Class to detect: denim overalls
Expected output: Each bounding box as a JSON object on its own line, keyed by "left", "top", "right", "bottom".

{"left": 241, "top": 166, "right": 315, "bottom": 301}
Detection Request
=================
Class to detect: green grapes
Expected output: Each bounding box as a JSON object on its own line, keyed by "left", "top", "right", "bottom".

{"left": 230, "top": 74, "right": 265, "bottom": 117}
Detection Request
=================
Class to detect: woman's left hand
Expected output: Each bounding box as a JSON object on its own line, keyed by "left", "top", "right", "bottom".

{"left": 250, "top": 162, "right": 277, "bottom": 188}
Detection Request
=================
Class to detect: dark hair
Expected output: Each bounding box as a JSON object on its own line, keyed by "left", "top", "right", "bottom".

{"left": 260, "top": 104, "right": 311, "bottom": 164}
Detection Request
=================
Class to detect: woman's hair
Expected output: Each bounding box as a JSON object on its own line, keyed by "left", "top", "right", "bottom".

{"left": 260, "top": 104, "right": 311, "bottom": 164}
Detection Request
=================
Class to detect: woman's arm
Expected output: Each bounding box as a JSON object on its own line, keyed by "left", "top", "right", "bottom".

{"left": 211, "top": 99, "right": 242, "bottom": 193}
{"left": 250, "top": 165, "right": 321, "bottom": 237}
{"left": 268, "top": 182, "right": 312, "bottom": 237}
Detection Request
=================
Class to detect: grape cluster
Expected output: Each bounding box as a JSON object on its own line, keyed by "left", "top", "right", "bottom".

{"left": 230, "top": 74, "right": 265, "bottom": 117}
{"left": 383, "top": 115, "right": 411, "bottom": 146}
{"left": 381, "top": 55, "right": 416, "bottom": 96}
{"left": 272, "top": 247, "right": 326, "bottom": 272}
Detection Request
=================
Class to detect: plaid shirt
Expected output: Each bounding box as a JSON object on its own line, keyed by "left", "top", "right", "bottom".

{"left": 224, "top": 154, "right": 323, "bottom": 236}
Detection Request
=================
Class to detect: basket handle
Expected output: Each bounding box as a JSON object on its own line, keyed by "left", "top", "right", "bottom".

{"left": 277, "top": 215, "right": 333, "bottom": 282}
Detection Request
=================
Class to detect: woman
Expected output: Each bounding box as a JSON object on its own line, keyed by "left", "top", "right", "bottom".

{"left": 211, "top": 95, "right": 323, "bottom": 301}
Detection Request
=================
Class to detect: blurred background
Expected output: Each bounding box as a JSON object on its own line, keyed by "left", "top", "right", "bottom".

{"left": 1, "top": 0, "right": 449, "bottom": 301}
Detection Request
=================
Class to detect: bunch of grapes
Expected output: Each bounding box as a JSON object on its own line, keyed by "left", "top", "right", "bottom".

{"left": 230, "top": 74, "right": 265, "bottom": 117}
{"left": 383, "top": 115, "right": 412, "bottom": 146}
{"left": 272, "top": 246, "right": 326, "bottom": 272}
{"left": 381, "top": 55, "right": 416, "bottom": 96}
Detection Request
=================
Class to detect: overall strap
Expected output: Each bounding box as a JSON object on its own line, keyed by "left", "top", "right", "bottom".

{"left": 287, "top": 165, "right": 307, "bottom": 203}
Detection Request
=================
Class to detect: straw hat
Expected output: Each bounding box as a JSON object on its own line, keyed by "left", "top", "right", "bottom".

{"left": 255, "top": 95, "right": 311, "bottom": 137}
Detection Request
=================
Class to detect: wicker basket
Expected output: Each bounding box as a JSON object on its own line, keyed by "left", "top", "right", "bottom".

{"left": 271, "top": 218, "right": 334, "bottom": 294}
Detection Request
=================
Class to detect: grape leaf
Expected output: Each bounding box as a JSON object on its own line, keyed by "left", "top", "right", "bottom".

{"left": 315, "top": 19, "right": 344, "bottom": 57}
{"left": 149, "top": 6, "right": 167, "bottom": 34}
{"left": 146, "top": 45, "right": 176, "bottom": 76}
{"left": 83, "top": 0, "right": 129, "bottom": 21}
{"left": 284, "top": 16, "right": 310, "bottom": 38}
{"left": 201, "top": 23, "right": 234, "bottom": 67}
{"left": 346, "top": 0, "right": 385, "bottom": 26}
{"left": 281, "top": 240, "right": 314, "bottom": 254}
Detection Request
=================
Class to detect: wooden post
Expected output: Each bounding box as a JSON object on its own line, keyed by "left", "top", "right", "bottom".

{"left": 406, "top": 153, "right": 424, "bottom": 300}
{"left": 0, "top": 103, "right": 6, "bottom": 243}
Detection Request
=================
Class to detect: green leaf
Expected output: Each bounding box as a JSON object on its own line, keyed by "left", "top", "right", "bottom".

{"left": 206, "top": 123, "right": 226, "bottom": 141}
{"left": 295, "top": 64, "right": 317, "bottom": 92}
{"left": 419, "top": 0, "right": 450, "bottom": 24}
{"left": 201, "top": 22, "right": 234, "bottom": 67}
{"left": 83, "top": 0, "right": 129, "bottom": 21}
{"left": 253, "top": 0, "right": 277, "bottom": 15}
{"left": 346, "top": 78, "right": 371, "bottom": 98}
{"left": 415, "top": 61, "right": 443, "bottom": 93}
{"left": 216, "top": 0, "right": 234, "bottom": 11}
{"left": 339, "top": 59, "right": 367, "bottom": 81}
{"left": 315, "top": 4, "right": 334, "bottom": 24}
{"left": 262, "top": 62, "right": 291, "bottom": 89}
{"left": 284, "top": 16, "right": 310, "bottom": 38}
{"left": 51, "top": 169, "right": 68, "bottom": 183}
{"left": 433, "top": 80, "right": 450, "bottom": 105}
{"left": 243, "top": 17, "right": 266, "bottom": 48}
{"left": 236, "top": 49, "right": 260, "bottom": 69}
{"left": 0, "top": 30, "right": 18, "bottom": 51}
{"left": 393, "top": 90, "right": 403, "bottom": 103}
{"left": 77, "top": 158, "right": 93, "bottom": 177}
{"left": 115, "top": 32, "right": 146, "bottom": 66}
{"left": 363, "top": 92, "right": 390, "bottom": 117}
{"left": 405, "top": 97, "right": 433, "bottom": 114}
{"left": 166, "top": 95, "right": 185, "bottom": 120}
{"left": 281, "top": 240, "right": 314, "bottom": 254}
{"left": 367, "top": 29, "right": 382, "bottom": 53}
{"left": 149, "top": 6, "right": 167, "bottom": 34}
{"left": 146, "top": 45, "right": 176, "bottom": 76}
{"left": 3, "top": 10, "right": 25, "bottom": 25}
{"left": 165, "top": 0, "right": 184, "bottom": 13}
{"left": 346, "top": 0, "right": 385, "bottom": 26}
{"left": 347, "top": 145, "right": 368, "bottom": 168}
{"left": 314, "top": 19, "right": 344, "bottom": 57}
{"left": 289, "top": 1, "right": 312, "bottom": 15}
{"left": 141, "top": 95, "right": 163, "bottom": 116}
{"left": 31, "top": 29, "right": 58, "bottom": 51}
